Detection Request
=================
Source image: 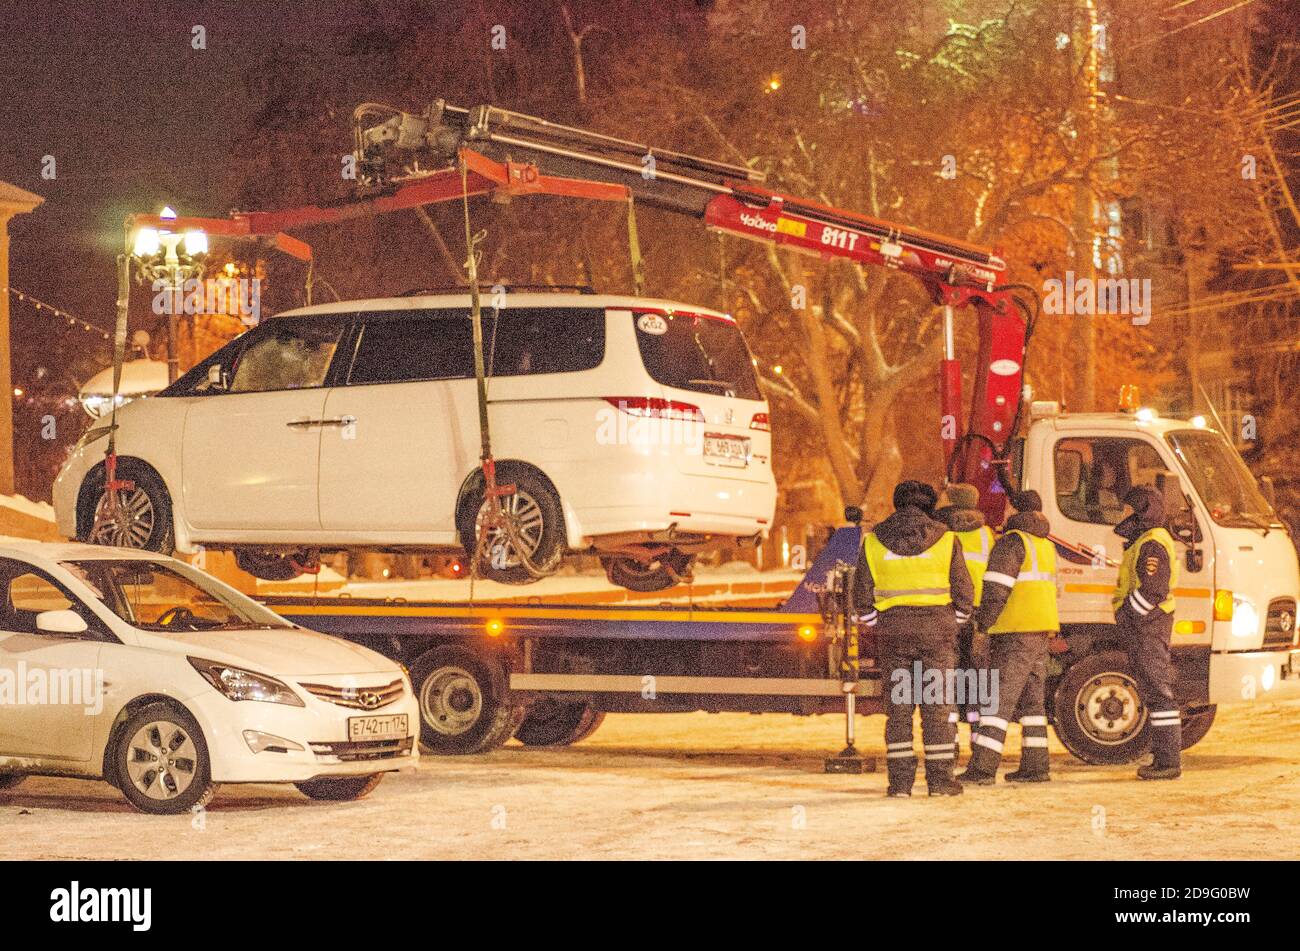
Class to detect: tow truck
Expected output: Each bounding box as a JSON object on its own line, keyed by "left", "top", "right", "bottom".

{"left": 105, "top": 100, "right": 1300, "bottom": 764}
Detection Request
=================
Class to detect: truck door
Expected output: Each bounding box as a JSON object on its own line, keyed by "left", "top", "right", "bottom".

{"left": 1046, "top": 434, "right": 1213, "bottom": 645}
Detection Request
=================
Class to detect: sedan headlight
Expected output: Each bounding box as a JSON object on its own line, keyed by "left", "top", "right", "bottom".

{"left": 188, "top": 657, "right": 305, "bottom": 706}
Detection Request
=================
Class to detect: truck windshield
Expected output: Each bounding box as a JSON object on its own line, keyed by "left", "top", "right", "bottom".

{"left": 60, "top": 559, "right": 293, "bottom": 632}
{"left": 1164, "top": 430, "right": 1278, "bottom": 528}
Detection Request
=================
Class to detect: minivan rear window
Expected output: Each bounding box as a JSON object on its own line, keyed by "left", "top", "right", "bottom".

{"left": 632, "top": 311, "right": 762, "bottom": 400}
{"left": 347, "top": 307, "right": 605, "bottom": 385}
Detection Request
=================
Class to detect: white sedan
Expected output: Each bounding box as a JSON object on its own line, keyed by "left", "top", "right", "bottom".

{"left": 0, "top": 541, "right": 417, "bottom": 814}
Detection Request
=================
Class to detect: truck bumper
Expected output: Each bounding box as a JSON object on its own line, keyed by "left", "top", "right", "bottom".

{"left": 1209, "top": 648, "right": 1300, "bottom": 704}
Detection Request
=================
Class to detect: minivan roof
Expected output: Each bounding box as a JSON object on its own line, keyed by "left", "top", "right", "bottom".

{"left": 275, "top": 293, "right": 735, "bottom": 322}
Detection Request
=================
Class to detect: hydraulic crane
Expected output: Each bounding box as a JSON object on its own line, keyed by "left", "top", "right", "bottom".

{"left": 117, "top": 99, "right": 1037, "bottom": 539}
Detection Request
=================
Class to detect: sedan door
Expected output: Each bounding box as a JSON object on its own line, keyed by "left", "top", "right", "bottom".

{"left": 0, "top": 564, "right": 106, "bottom": 763}
{"left": 182, "top": 317, "right": 349, "bottom": 534}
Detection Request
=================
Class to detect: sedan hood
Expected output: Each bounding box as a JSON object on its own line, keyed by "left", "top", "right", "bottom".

{"left": 134, "top": 625, "right": 399, "bottom": 678}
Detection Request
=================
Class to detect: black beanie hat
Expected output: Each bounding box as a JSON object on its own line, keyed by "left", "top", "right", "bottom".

{"left": 894, "top": 480, "right": 939, "bottom": 514}
{"left": 1011, "top": 489, "right": 1043, "bottom": 513}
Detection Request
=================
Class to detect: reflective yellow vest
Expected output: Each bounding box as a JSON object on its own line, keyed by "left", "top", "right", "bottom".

{"left": 862, "top": 531, "right": 956, "bottom": 611}
{"left": 1112, "top": 527, "right": 1178, "bottom": 615}
{"left": 986, "top": 530, "right": 1060, "bottom": 634}
{"left": 955, "top": 525, "right": 995, "bottom": 607}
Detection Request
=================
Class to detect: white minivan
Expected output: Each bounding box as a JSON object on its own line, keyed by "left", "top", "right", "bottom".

{"left": 54, "top": 293, "right": 777, "bottom": 590}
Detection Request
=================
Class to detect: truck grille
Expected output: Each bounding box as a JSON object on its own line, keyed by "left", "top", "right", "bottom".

{"left": 309, "top": 737, "right": 414, "bottom": 762}
{"left": 299, "top": 679, "right": 405, "bottom": 710}
{"left": 1264, "top": 598, "right": 1297, "bottom": 648}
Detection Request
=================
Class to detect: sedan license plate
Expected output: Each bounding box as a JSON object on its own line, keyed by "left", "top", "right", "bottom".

{"left": 348, "top": 714, "right": 408, "bottom": 741}
{"left": 703, "top": 432, "right": 750, "bottom": 467}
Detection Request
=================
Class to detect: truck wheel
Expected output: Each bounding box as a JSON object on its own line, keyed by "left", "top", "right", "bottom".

{"left": 601, "top": 551, "right": 695, "bottom": 592}
{"left": 79, "top": 461, "right": 174, "bottom": 554}
{"left": 113, "top": 702, "right": 218, "bottom": 815}
{"left": 514, "top": 700, "right": 604, "bottom": 746}
{"left": 1181, "top": 705, "right": 1217, "bottom": 750}
{"left": 458, "top": 469, "right": 564, "bottom": 585}
{"left": 294, "top": 773, "right": 384, "bottom": 801}
{"left": 1052, "top": 650, "right": 1150, "bottom": 765}
{"left": 411, "top": 645, "right": 516, "bottom": 754}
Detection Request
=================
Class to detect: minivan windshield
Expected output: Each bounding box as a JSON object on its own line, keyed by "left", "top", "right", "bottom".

{"left": 61, "top": 559, "right": 293, "bottom": 632}
{"left": 633, "top": 311, "right": 762, "bottom": 400}
{"left": 1164, "top": 429, "right": 1279, "bottom": 528}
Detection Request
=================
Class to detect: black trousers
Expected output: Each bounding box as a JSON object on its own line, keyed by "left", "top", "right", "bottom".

{"left": 1123, "top": 608, "right": 1182, "bottom": 767}
{"left": 879, "top": 623, "right": 957, "bottom": 791}
{"left": 966, "top": 632, "right": 1051, "bottom": 777}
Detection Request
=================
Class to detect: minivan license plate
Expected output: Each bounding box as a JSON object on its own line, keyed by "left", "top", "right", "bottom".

{"left": 703, "top": 433, "right": 750, "bottom": 467}
{"left": 348, "top": 714, "right": 409, "bottom": 741}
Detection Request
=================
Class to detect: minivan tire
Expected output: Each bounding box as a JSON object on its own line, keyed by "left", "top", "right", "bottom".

{"left": 79, "top": 461, "right": 174, "bottom": 554}
{"left": 458, "top": 468, "right": 565, "bottom": 585}
{"left": 0, "top": 774, "right": 25, "bottom": 791}
{"left": 235, "top": 548, "right": 316, "bottom": 581}
{"left": 602, "top": 551, "right": 695, "bottom": 592}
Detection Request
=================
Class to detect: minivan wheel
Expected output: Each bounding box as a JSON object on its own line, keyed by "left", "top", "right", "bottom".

{"left": 602, "top": 551, "right": 695, "bottom": 592}
{"left": 234, "top": 548, "right": 319, "bottom": 581}
{"left": 459, "top": 469, "right": 564, "bottom": 585}
{"left": 114, "top": 702, "right": 217, "bottom": 815}
{"left": 81, "top": 461, "right": 174, "bottom": 554}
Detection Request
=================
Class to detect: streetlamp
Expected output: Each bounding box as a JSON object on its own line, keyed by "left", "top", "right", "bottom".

{"left": 127, "top": 206, "right": 208, "bottom": 383}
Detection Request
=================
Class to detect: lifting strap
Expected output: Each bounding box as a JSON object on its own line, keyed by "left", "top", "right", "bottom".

{"left": 626, "top": 197, "right": 645, "bottom": 296}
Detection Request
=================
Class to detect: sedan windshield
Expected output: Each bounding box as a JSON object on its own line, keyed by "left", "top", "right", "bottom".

{"left": 61, "top": 559, "right": 293, "bottom": 632}
{"left": 1163, "top": 429, "right": 1279, "bottom": 528}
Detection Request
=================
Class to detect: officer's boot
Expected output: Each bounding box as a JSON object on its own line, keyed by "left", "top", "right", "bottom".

{"left": 886, "top": 744, "right": 918, "bottom": 797}
{"left": 957, "top": 718, "right": 1005, "bottom": 785}
{"left": 1137, "top": 709, "right": 1182, "bottom": 780}
{"left": 1005, "top": 716, "right": 1051, "bottom": 783}
{"left": 924, "top": 750, "right": 963, "bottom": 797}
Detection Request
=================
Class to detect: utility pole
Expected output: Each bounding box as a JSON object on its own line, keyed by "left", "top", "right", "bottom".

{"left": 0, "top": 182, "right": 44, "bottom": 497}
{"left": 1071, "top": 0, "right": 1101, "bottom": 412}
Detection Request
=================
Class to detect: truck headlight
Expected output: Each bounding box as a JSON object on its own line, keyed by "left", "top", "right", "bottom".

{"left": 1231, "top": 598, "right": 1259, "bottom": 639}
{"left": 189, "top": 657, "right": 304, "bottom": 706}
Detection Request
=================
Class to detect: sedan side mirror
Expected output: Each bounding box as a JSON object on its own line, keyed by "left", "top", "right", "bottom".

{"left": 36, "top": 609, "right": 89, "bottom": 636}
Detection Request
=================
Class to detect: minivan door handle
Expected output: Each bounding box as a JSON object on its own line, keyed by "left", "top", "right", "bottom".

{"left": 285, "top": 417, "right": 319, "bottom": 428}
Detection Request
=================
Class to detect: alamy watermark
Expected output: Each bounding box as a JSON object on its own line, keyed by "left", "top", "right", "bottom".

{"left": 0, "top": 663, "right": 104, "bottom": 715}
{"left": 890, "top": 662, "right": 1000, "bottom": 715}
{"left": 1042, "top": 271, "right": 1151, "bottom": 325}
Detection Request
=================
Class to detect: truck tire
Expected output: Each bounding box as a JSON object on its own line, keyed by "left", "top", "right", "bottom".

{"left": 1181, "top": 705, "right": 1216, "bottom": 750}
{"left": 514, "top": 700, "right": 604, "bottom": 746}
{"left": 411, "top": 645, "right": 517, "bottom": 755}
{"left": 1052, "top": 650, "right": 1150, "bottom": 765}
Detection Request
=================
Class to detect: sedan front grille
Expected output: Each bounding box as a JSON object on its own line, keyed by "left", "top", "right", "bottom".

{"left": 1264, "top": 598, "right": 1297, "bottom": 649}
{"left": 309, "top": 737, "right": 414, "bottom": 762}
{"left": 298, "top": 679, "right": 405, "bottom": 711}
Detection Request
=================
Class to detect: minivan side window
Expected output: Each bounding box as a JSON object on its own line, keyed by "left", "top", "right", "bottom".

{"left": 346, "top": 307, "right": 605, "bottom": 385}
{"left": 229, "top": 318, "right": 347, "bottom": 393}
{"left": 348, "top": 311, "right": 477, "bottom": 385}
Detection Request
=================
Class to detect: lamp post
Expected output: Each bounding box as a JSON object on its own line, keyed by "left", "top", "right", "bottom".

{"left": 128, "top": 207, "right": 207, "bottom": 383}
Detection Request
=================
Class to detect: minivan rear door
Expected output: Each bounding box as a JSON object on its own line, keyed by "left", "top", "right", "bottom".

{"left": 630, "top": 308, "right": 771, "bottom": 482}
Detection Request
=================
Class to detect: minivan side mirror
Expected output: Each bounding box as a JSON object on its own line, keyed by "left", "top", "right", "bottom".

{"left": 36, "top": 609, "right": 89, "bottom": 636}
{"left": 207, "top": 364, "right": 227, "bottom": 390}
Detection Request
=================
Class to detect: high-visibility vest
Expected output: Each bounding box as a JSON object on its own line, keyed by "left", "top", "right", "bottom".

{"left": 862, "top": 530, "right": 956, "bottom": 611}
{"left": 1112, "top": 527, "right": 1178, "bottom": 615}
{"left": 955, "top": 525, "right": 994, "bottom": 607}
{"left": 986, "top": 530, "right": 1060, "bottom": 634}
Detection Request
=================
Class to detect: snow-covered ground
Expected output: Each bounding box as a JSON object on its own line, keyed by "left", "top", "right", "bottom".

{"left": 4, "top": 699, "right": 1299, "bottom": 860}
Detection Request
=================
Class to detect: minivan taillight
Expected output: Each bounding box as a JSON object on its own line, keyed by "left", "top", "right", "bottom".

{"left": 750, "top": 412, "right": 771, "bottom": 431}
{"left": 603, "top": 397, "right": 705, "bottom": 422}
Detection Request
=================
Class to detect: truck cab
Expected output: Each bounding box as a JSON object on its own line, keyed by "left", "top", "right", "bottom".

{"left": 1020, "top": 402, "right": 1300, "bottom": 763}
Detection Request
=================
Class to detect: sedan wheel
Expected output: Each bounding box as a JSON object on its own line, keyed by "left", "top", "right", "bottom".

{"left": 115, "top": 703, "right": 216, "bottom": 815}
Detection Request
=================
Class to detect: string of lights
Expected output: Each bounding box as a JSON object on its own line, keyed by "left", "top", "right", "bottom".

{"left": 4, "top": 287, "right": 111, "bottom": 341}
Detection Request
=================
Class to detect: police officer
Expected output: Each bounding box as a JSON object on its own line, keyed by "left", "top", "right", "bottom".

{"left": 935, "top": 483, "right": 994, "bottom": 743}
{"left": 959, "top": 490, "right": 1058, "bottom": 785}
{"left": 854, "top": 480, "right": 973, "bottom": 797}
{"left": 1113, "top": 485, "right": 1182, "bottom": 780}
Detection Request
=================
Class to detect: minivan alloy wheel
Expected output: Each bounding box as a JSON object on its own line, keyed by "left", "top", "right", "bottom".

{"left": 125, "top": 719, "right": 199, "bottom": 800}
{"left": 475, "top": 489, "right": 545, "bottom": 568}
{"left": 90, "top": 488, "right": 155, "bottom": 548}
